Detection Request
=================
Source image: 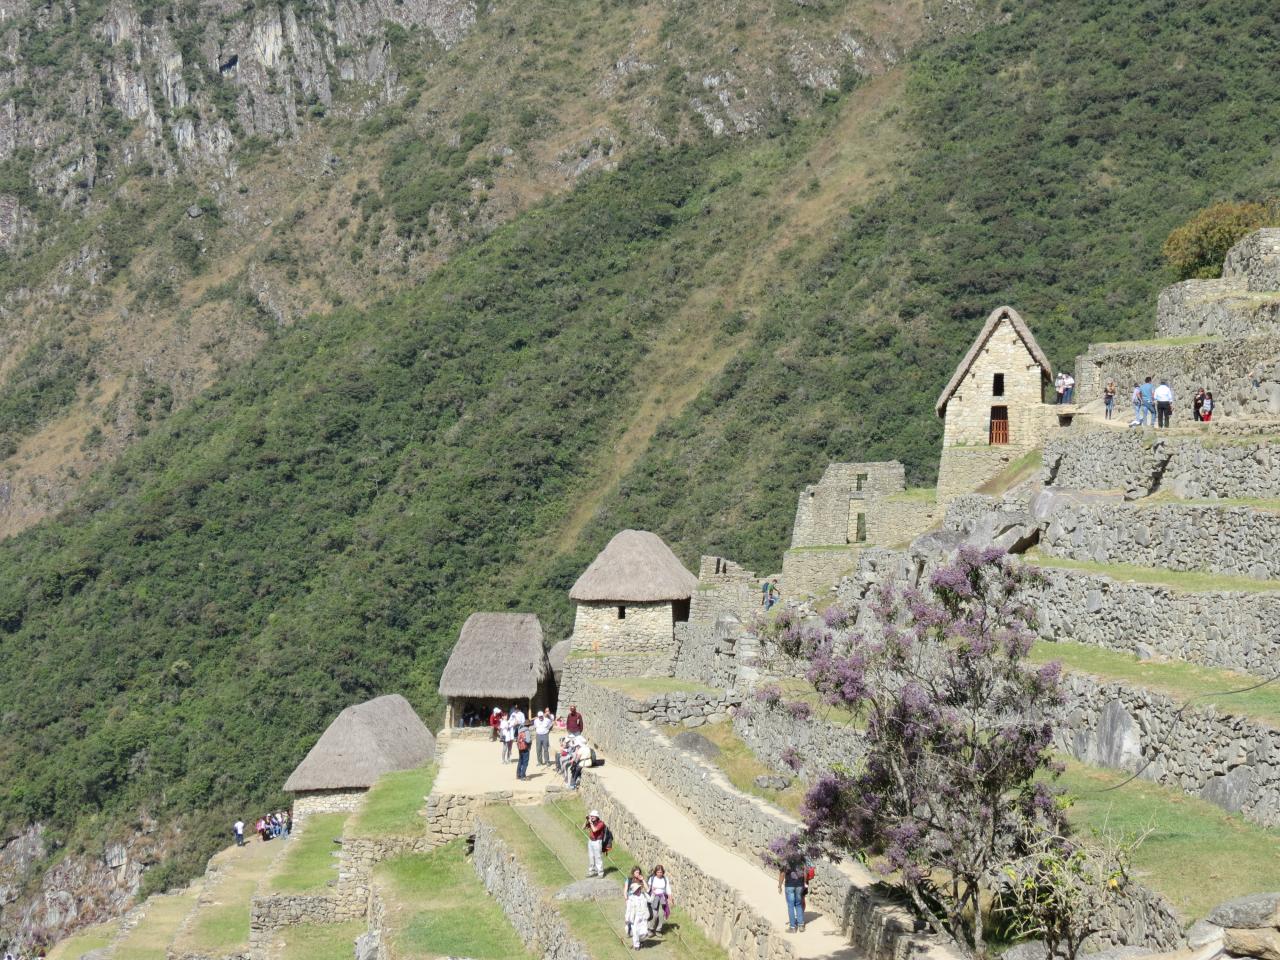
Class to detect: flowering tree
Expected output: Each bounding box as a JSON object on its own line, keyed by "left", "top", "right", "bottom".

{"left": 778, "top": 546, "right": 1064, "bottom": 957}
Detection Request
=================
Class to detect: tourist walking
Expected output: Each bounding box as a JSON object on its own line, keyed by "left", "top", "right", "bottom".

{"left": 500, "top": 714, "right": 514, "bottom": 763}
{"left": 778, "top": 862, "right": 806, "bottom": 932}
{"left": 1062, "top": 372, "right": 1075, "bottom": 404}
{"left": 489, "top": 707, "right": 503, "bottom": 741}
{"left": 1103, "top": 380, "right": 1116, "bottom": 420}
{"left": 1139, "top": 377, "right": 1156, "bottom": 427}
{"left": 566, "top": 705, "right": 584, "bottom": 735}
{"left": 584, "top": 810, "right": 608, "bottom": 877}
{"left": 515, "top": 722, "right": 532, "bottom": 780}
{"left": 1201, "top": 391, "right": 1214, "bottom": 421}
{"left": 648, "top": 865, "right": 673, "bottom": 934}
{"left": 233, "top": 819, "right": 245, "bottom": 847}
{"left": 509, "top": 704, "right": 526, "bottom": 727}
{"left": 1055, "top": 372, "right": 1065, "bottom": 404}
{"left": 1154, "top": 380, "right": 1174, "bottom": 428}
{"left": 1193, "top": 387, "right": 1205, "bottom": 421}
{"left": 624, "top": 867, "right": 651, "bottom": 949}
{"left": 534, "top": 710, "right": 553, "bottom": 766}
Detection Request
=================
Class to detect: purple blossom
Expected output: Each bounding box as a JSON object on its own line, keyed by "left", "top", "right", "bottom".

{"left": 785, "top": 700, "right": 813, "bottom": 721}
{"left": 780, "top": 746, "right": 802, "bottom": 771}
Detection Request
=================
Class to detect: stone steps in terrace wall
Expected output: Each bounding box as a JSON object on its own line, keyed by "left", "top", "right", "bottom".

{"left": 1073, "top": 332, "right": 1280, "bottom": 421}
{"left": 1038, "top": 497, "right": 1280, "bottom": 580}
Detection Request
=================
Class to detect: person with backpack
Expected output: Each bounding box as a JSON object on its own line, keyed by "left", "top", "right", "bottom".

{"left": 584, "top": 810, "right": 609, "bottom": 878}
{"left": 515, "top": 722, "right": 532, "bottom": 780}
{"left": 1201, "top": 391, "right": 1214, "bottom": 421}
{"left": 778, "top": 860, "right": 806, "bottom": 933}
{"left": 623, "top": 866, "right": 651, "bottom": 949}
{"left": 647, "top": 864, "right": 673, "bottom": 934}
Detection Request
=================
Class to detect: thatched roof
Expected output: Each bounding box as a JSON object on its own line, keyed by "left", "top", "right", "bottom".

{"left": 548, "top": 639, "right": 571, "bottom": 681}
{"left": 438, "top": 612, "right": 549, "bottom": 700}
{"left": 569, "top": 529, "right": 697, "bottom": 602}
{"left": 283, "top": 694, "right": 435, "bottom": 793}
{"left": 935, "top": 306, "right": 1053, "bottom": 417}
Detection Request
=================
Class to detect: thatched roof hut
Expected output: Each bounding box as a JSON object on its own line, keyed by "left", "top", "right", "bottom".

{"left": 439, "top": 612, "right": 550, "bottom": 702}
{"left": 284, "top": 694, "right": 435, "bottom": 793}
{"left": 569, "top": 530, "right": 697, "bottom": 603}
{"left": 548, "top": 639, "right": 571, "bottom": 685}
{"left": 936, "top": 305, "right": 1052, "bottom": 417}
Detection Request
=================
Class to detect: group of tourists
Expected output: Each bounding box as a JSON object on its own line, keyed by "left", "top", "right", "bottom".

{"left": 1113, "top": 377, "right": 1213, "bottom": 428}
{"left": 582, "top": 811, "right": 675, "bottom": 950}
{"left": 490, "top": 704, "right": 588, "bottom": 783}
{"left": 232, "top": 810, "right": 290, "bottom": 846}
{"left": 1055, "top": 371, "right": 1076, "bottom": 404}
{"left": 760, "top": 579, "right": 780, "bottom": 610}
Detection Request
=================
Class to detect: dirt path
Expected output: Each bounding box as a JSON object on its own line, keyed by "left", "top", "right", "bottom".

{"left": 591, "top": 763, "right": 861, "bottom": 960}
{"left": 433, "top": 735, "right": 559, "bottom": 800}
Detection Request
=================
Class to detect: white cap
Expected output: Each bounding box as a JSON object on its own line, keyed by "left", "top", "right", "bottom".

{"left": 493, "top": 707, "right": 501, "bottom": 713}
{"left": 589, "top": 810, "right": 600, "bottom": 818}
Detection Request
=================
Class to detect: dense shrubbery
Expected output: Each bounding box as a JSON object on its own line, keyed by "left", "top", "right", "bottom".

{"left": 1163, "top": 200, "right": 1280, "bottom": 280}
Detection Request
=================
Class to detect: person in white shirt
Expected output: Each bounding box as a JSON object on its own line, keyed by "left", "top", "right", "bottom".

{"left": 647, "top": 864, "right": 673, "bottom": 934}
{"left": 509, "top": 705, "right": 526, "bottom": 727}
{"left": 500, "top": 716, "right": 514, "bottom": 763}
{"left": 533, "top": 710, "right": 553, "bottom": 766}
{"left": 1062, "top": 372, "right": 1075, "bottom": 404}
{"left": 1154, "top": 380, "right": 1175, "bottom": 428}
{"left": 233, "top": 819, "right": 245, "bottom": 847}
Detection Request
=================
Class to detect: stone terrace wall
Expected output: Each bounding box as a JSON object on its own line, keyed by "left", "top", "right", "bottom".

{"left": 557, "top": 652, "right": 674, "bottom": 712}
{"left": 942, "top": 494, "right": 1000, "bottom": 532}
{"left": 1040, "top": 500, "right": 1280, "bottom": 579}
{"left": 572, "top": 600, "right": 676, "bottom": 653}
{"left": 1224, "top": 228, "right": 1280, "bottom": 292}
{"left": 471, "top": 818, "right": 592, "bottom": 960}
{"left": 1028, "top": 566, "right": 1280, "bottom": 676}
{"left": 249, "top": 891, "right": 365, "bottom": 951}
{"left": 693, "top": 556, "right": 763, "bottom": 624}
{"left": 1057, "top": 671, "right": 1280, "bottom": 829}
{"left": 611, "top": 686, "right": 740, "bottom": 725}
{"left": 423, "top": 791, "right": 510, "bottom": 844}
{"left": 1043, "top": 430, "right": 1280, "bottom": 500}
{"left": 673, "top": 616, "right": 744, "bottom": 689}
{"left": 868, "top": 496, "right": 939, "bottom": 547}
{"left": 1074, "top": 333, "right": 1280, "bottom": 420}
{"left": 579, "top": 775, "right": 796, "bottom": 960}
{"left": 573, "top": 680, "right": 939, "bottom": 960}
{"left": 937, "top": 445, "right": 1029, "bottom": 501}
{"left": 782, "top": 546, "right": 858, "bottom": 598}
{"left": 291, "top": 789, "right": 366, "bottom": 821}
{"left": 733, "top": 700, "right": 864, "bottom": 782}
{"left": 1156, "top": 278, "right": 1280, "bottom": 339}
{"left": 791, "top": 461, "right": 905, "bottom": 548}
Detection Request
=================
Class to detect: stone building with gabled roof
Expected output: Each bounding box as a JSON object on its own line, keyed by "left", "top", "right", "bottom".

{"left": 936, "top": 305, "right": 1055, "bottom": 500}
{"left": 283, "top": 693, "right": 435, "bottom": 819}
{"left": 438, "top": 612, "right": 553, "bottom": 728}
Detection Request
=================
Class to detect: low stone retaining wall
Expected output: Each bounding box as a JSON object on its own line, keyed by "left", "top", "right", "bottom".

{"left": 558, "top": 652, "right": 675, "bottom": 713}
{"left": 1028, "top": 565, "right": 1280, "bottom": 677}
{"left": 572, "top": 680, "right": 934, "bottom": 960}
{"left": 1040, "top": 500, "right": 1280, "bottom": 580}
{"left": 733, "top": 699, "right": 864, "bottom": 781}
{"left": 291, "top": 789, "right": 366, "bottom": 821}
{"left": 249, "top": 891, "right": 366, "bottom": 950}
{"left": 673, "top": 616, "right": 746, "bottom": 689}
{"left": 354, "top": 882, "right": 388, "bottom": 960}
{"left": 1056, "top": 670, "right": 1280, "bottom": 828}
{"left": 782, "top": 545, "right": 859, "bottom": 599}
{"left": 578, "top": 774, "right": 795, "bottom": 960}
{"left": 613, "top": 685, "right": 740, "bottom": 725}
{"left": 471, "top": 817, "right": 592, "bottom": 960}
{"left": 424, "top": 791, "right": 510, "bottom": 844}
{"left": 1042, "top": 430, "right": 1280, "bottom": 500}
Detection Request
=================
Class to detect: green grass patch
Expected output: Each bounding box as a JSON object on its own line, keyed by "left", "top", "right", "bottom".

{"left": 488, "top": 799, "right": 729, "bottom": 960}
{"left": 349, "top": 764, "right": 436, "bottom": 837}
{"left": 1030, "top": 640, "right": 1280, "bottom": 726}
{"left": 48, "top": 923, "right": 116, "bottom": 960}
{"left": 975, "top": 449, "right": 1043, "bottom": 496}
{"left": 376, "top": 841, "right": 535, "bottom": 959}
{"left": 113, "top": 887, "right": 203, "bottom": 960}
{"left": 1145, "top": 492, "right": 1280, "bottom": 512}
{"left": 598, "top": 677, "right": 719, "bottom": 697}
{"left": 1024, "top": 549, "right": 1280, "bottom": 593}
{"left": 661, "top": 721, "right": 806, "bottom": 816}
{"left": 776, "top": 677, "right": 861, "bottom": 727}
{"left": 276, "top": 920, "right": 367, "bottom": 960}
{"left": 1093, "top": 334, "right": 1220, "bottom": 349}
{"left": 269, "top": 813, "right": 347, "bottom": 893}
{"left": 1057, "top": 759, "right": 1280, "bottom": 919}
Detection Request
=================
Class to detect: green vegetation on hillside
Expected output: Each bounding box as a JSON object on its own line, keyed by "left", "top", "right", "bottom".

{"left": 6, "top": 0, "right": 1280, "bottom": 908}
{"left": 269, "top": 814, "right": 346, "bottom": 894}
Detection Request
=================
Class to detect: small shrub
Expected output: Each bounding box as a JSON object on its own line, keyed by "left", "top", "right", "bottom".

{"left": 1162, "top": 200, "right": 1278, "bottom": 280}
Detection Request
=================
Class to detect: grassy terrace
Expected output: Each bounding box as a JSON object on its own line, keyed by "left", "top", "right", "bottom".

{"left": 597, "top": 677, "right": 719, "bottom": 697}
{"left": 276, "top": 920, "right": 367, "bottom": 960}
{"left": 1030, "top": 640, "right": 1280, "bottom": 726}
{"left": 1092, "top": 334, "right": 1220, "bottom": 348}
{"left": 268, "top": 813, "right": 347, "bottom": 893}
{"left": 976, "top": 449, "right": 1043, "bottom": 496}
{"left": 349, "top": 764, "right": 436, "bottom": 837}
{"left": 47, "top": 922, "right": 115, "bottom": 960}
{"left": 1146, "top": 492, "right": 1280, "bottom": 512}
{"left": 487, "top": 797, "right": 729, "bottom": 960}
{"left": 113, "top": 886, "right": 204, "bottom": 960}
{"left": 176, "top": 838, "right": 283, "bottom": 955}
{"left": 659, "top": 721, "right": 806, "bottom": 816}
{"left": 1057, "top": 759, "right": 1280, "bottom": 919}
{"left": 375, "top": 840, "right": 534, "bottom": 959}
{"left": 1024, "top": 549, "right": 1280, "bottom": 593}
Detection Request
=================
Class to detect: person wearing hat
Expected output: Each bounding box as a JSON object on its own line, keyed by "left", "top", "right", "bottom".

{"left": 489, "top": 707, "right": 503, "bottom": 741}
{"left": 584, "top": 810, "right": 608, "bottom": 877}
{"left": 534, "top": 709, "right": 553, "bottom": 766}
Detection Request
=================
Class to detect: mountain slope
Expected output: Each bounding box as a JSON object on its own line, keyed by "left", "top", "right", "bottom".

{"left": 4, "top": 0, "right": 1280, "bottom": 949}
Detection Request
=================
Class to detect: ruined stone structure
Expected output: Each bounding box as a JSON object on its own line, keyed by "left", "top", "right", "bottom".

{"left": 936, "top": 305, "right": 1055, "bottom": 499}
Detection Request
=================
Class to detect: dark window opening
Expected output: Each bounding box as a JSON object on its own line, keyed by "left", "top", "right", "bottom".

{"left": 672, "top": 598, "right": 690, "bottom": 623}
{"left": 617, "top": 605, "right": 626, "bottom": 620}
{"left": 855, "top": 472, "right": 868, "bottom": 491}
{"left": 855, "top": 513, "right": 867, "bottom": 543}
{"left": 993, "top": 373, "right": 1005, "bottom": 396}
{"left": 990, "top": 406, "right": 1009, "bottom": 445}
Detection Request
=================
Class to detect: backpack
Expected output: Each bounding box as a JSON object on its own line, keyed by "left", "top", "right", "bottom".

{"left": 517, "top": 730, "right": 529, "bottom": 750}
{"left": 603, "top": 826, "right": 614, "bottom": 853}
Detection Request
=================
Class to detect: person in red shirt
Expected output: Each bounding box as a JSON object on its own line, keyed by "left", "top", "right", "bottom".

{"left": 566, "top": 706, "right": 584, "bottom": 735}
{"left": 489, "top": 707, "right": 503, "bottom": 741}
{"left": 583, "top": 810, "right": 607, "bottom": 877}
